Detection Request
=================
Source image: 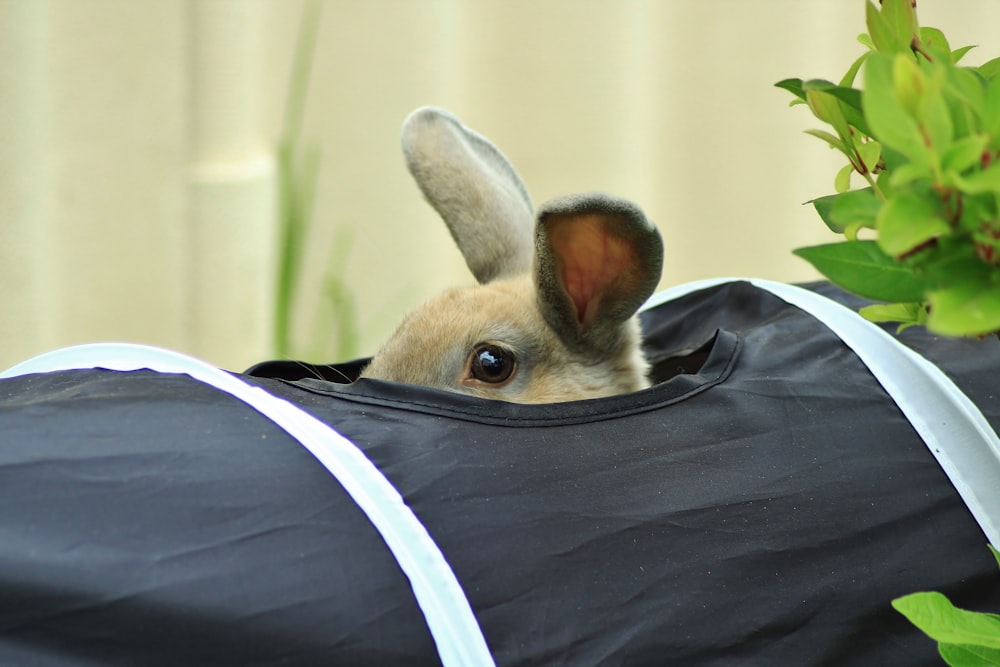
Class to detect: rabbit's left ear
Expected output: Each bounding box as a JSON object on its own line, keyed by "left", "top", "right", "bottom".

{"left": 535, "top": 193, "right": 663, "bottom": 356}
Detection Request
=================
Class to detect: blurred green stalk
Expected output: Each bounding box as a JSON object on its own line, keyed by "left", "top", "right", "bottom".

{"left": 274, "top": 0, "right": 323, "bottom": 357}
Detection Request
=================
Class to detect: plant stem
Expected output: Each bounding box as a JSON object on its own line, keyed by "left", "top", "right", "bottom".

{"left": 274, "top": 0, "right": 323, "bottom": 357}
{"left": 862, "top": 171, "right": 887, "bottom": 201}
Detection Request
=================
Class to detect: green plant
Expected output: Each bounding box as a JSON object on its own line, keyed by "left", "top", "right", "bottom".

{"left": 310, "top": 226, "right": 360, "bottom": 362}
{"left": 892, "top": 546, "right": 1000, "bottom": 666}
{"left": 273, "top": 1, "right": 361, "bottom": 362}
{"left": 275, "top": 0, "right": 323, "bottom": 358}
{"left": 777, "top": 0, "right": 1000, "bottom": 337}
{"left": 779, "top": 3, "right": 1000, "bottom": 663}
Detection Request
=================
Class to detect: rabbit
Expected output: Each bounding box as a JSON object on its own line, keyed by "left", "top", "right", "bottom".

{"left": 359, "top": 107, "right": 664, "bottom": 403}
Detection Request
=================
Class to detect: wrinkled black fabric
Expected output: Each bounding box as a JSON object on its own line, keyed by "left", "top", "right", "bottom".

{"left": 1, "top": 281, "right": 999, "bottom": 666}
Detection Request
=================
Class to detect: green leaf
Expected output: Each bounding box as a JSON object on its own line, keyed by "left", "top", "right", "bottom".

{"left": 802, "top": 80, "right": 864, "bottom": 113}
{"left": 804, "top": 129, "right": 848, "bottom": 153}
{"left": 875, "top": 168, "right": 897, "bottom": 199}
{"left": 942, "top": 135, "right": 990, "bottom": 174}
{"left": 952, "top": 165, "right": 1000, "bottom": 195}
{"left": 919, "top": 241, "right": 993, "bottom": 290}
{"left": 960, "top": 194, "right": 1000, "bottom": 233}
{"left": 893, "top": 54, "right": 925, "bottom": 115}
{"left": 794, "top": 240, "right": 928, "bottom": 302}
{"left": 887, "top": 57, "right": 953, "bottom": 155}
{"left": 991, "top": 544, "right": 1000, "bottom": 570}
{"left": 806, "top": 88, "right": 854, "bottom": 148}
{"left": 893, "top": 592, "right": 1000, "bottom": 649}
{"left": 979, "top": 56, "right": 1000, "bottom": 82}
{"left": 802, "top": 79, "right": 872, "bottom": 136}
{"left": 859, "top": 302, "right": 925, "bottom": 331}
{"left": 876, "top": 192, "right": 951, "bottom": 257}
{"left": 919, "top": 27, "right": 953, "bottom": 64}
{"left": 866, "top": 0, "right": 908, "bottom": 54}
{"left": 811, "top": 188, "right": 881, "bottom": 234}
{"left": 927, "top": 280, "right": 1000, "bottom": 336}
{"left": 938, "top": 642, "right": 1000, "bottom": 666}
{"left": 917, "top": 64, "right": 954, "bottom": 153}
{"left": 881, "top": 0, "right": 918, "bottom": 50}
{"left": 953, "top": 45, "right": 979, "bottom": 65}
{"left": 810, "top": 193, "right": 845, "bottom": 233}
{"left": 984, "top": 79, "right": 1000, "bottom": 138}
{"left": 946, "top": 67, "right": 987, "bottom": 128}
{"left": 864, "top": 53, "right": 934, "bottom": 167}
{"left": 880, "top": 144, "right": 912, "bottom": 172}
{"left": 775, "top": 77, "right": 806, "bottom": 101}
{"left": 858, "top": 141, "right": 882, "bottom": 174}
{"left": 835, "top": 164, "right": 854, "bottom": 193}
{"left": 890, "top": 162, "right": 934, "bottom": 188}
{"left": 840, "top": 52, "right": 870, "bottom": 88}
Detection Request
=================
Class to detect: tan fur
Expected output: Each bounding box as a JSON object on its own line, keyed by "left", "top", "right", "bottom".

{"left": 357, "top": 108, "right": 662, "bottom": 404}
{"left": 360, "top": 276, "right": 650, "bottom": 402}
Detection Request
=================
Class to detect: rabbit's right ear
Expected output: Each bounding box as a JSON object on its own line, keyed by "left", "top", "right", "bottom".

{"left": 402, "top": 107, "right": 535, "bottom": 284}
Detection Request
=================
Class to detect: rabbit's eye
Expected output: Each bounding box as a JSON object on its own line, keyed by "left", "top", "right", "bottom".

{"left": 470, "top": 344, "right": 516, "bottom": 384}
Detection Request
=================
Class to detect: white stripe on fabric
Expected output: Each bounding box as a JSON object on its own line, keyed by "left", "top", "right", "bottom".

{"left": 643, "top": 278, "right": 1000, "bottom": 547}
{"left": 1, "top": 343, "right": 495, "bottom": 667}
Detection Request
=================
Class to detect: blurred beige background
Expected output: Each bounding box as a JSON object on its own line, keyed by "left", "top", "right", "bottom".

{"left": 3, "top": 0, "right": 999, "bottom": 371}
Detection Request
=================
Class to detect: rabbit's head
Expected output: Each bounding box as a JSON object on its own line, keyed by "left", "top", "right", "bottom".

{"left": 360, "top": 107, "right": 663, "bottom": 403}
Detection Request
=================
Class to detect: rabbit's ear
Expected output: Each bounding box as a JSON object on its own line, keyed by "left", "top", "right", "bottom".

{"left": 402, "top": 107, "right": 535, "bottom": 284}
{"left": 535, "top": 193, "right": 663, "bottom": 356}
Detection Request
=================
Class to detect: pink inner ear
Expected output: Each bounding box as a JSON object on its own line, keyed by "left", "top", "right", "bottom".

{"left": 548, "top": 215, "right": 636, "bottom": 329}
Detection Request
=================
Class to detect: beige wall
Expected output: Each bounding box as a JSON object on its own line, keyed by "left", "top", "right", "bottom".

{"left": 3, "top": 1, "right": 999, "bottom": 371}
